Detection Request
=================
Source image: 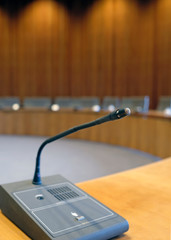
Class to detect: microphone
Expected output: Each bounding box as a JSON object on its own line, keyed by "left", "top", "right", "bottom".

{"left": 33, "top": 108, "right": 131, "bottom": 185}
{"left": 0, "top": 108, "right": 130, "bottom": 240}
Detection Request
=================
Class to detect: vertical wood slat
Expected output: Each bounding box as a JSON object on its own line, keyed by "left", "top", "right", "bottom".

{"left": 0, "top": 0, "right": 170, "bottom": 107}
{"left": 154, "top": 0, "right": 171, "bottom": 108}
{"left": 0, "top": 9, "right": 11, "bottom": 95}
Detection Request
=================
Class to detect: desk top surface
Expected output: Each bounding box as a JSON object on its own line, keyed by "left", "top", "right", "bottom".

{"left": 0, "top": 157, "right": 171, "bottom": 240}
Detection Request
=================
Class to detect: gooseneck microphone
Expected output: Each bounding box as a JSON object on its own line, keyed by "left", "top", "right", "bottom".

{"left": 33, "top": 108, "right": 131, "bottom": 185}
{"left": 0, "top": 108, "right": 130, "bottom": 240}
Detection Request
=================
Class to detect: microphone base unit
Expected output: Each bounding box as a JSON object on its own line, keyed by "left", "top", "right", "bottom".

{"left": 0, "top": 175, "right": 129, "bottom": 240}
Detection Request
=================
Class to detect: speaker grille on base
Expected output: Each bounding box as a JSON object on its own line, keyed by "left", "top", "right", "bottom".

{"left": 47, "top": 186, "right": 80, "bottom": 201}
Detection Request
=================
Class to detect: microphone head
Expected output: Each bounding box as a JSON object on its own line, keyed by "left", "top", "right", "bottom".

{"left": 110, "top": 108, "right": 131, "bottom": 120}
{"left": 125, "top": 108, "right": 131, "bottom": 116}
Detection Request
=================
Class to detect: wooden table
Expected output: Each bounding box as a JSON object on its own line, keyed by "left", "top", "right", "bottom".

{"left": 0, "top": 109, "right": 171, "bottom": 158}
{"left": 0, "top": 157, "right": 171, "bottom": 240}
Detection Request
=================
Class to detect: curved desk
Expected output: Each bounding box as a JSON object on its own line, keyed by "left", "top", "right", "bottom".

{"left": 0, "top": 157, "right": 171, "bottom": 240}
{"left": 0, "top": 109, "right": 170, "bottom": 158}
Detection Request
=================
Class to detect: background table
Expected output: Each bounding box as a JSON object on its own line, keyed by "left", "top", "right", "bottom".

{"left": 0, "top": 109, "right": 171, "bottom": 158}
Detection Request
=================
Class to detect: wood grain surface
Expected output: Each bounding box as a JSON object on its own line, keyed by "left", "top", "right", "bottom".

{"left": 0, "top": 109, "right": 170, "bottom": 158}
{"left": 0, "top": 0, "right": 171, "bottom": 108}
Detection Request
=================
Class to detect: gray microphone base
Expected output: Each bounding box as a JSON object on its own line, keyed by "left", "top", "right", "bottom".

{"left": 0, "top": 175, "right": 129, "bottom": 240}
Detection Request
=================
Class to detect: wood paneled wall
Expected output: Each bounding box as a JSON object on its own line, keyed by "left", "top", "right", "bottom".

{"left": 0, "top": 0, "right": 171, "bottom": 108}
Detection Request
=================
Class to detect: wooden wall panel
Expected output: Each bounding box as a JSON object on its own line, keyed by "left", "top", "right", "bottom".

{"left": 0, "top": 9, "right": 11, "bottom": 95}
{"left": 155, "top": 0, "right": 171, "bottom": 107}
{"left": 0, "top": 0, "right": 170, "bottom": 107}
